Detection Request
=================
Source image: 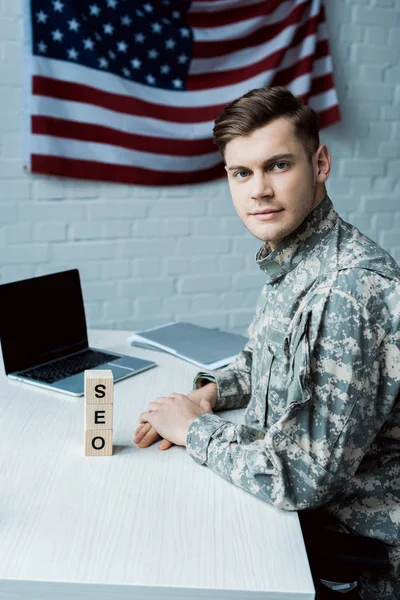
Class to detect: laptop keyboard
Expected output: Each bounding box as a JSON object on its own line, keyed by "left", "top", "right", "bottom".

{"left": 19, "top": 349, "right": 119, "bottom": 384}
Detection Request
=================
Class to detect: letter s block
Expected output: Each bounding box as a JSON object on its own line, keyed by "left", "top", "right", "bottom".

{"left": 84, "top": 370, "right": 114, "bottom": 405}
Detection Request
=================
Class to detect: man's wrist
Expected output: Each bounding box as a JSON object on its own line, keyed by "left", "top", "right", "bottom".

{"left": 188, "top": 382, "right": 217, "bottom": 409}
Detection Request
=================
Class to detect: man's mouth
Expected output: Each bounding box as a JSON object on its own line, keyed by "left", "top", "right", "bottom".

{"left": 251, "top": 209, "right": 283, "bottom": 221}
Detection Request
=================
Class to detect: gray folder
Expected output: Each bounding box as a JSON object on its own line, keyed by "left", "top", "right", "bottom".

{"left": 131, "top": 322, "right": 247, "bottom": 367}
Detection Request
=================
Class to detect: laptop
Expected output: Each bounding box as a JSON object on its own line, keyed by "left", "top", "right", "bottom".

{"left": 0, "top": 269, "right": 157, "bottom": 397}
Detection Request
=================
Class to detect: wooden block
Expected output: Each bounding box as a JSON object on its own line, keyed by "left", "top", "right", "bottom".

{"left": 85, "top": 404, "right": 113, "bottom": 431}
{"left": 85, "top": 370, "right": 113, "bottom": 405}
{"left": 85, "top": 429, "right": 113, "bottom": 456}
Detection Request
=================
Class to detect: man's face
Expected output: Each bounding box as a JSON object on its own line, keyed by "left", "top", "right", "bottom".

{"left": 224, "top": 117, "right": 325, "bottom": 252}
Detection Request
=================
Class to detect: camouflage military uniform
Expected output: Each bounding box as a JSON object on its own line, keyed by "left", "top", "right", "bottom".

{"left": 186, "top": 193, "right": 400, "bottom": 599}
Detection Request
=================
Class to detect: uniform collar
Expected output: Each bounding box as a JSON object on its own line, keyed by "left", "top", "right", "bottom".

{"left": 255, "top": 193, "right": 338, "bottom": 282}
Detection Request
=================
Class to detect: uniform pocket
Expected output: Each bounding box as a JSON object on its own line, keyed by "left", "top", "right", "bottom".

{"left": 252, "top": 347, "right": 274, "bottom": 426}
{"left": 255, "top": 326, "right": 288, "bottom": 428}
{"left": 286, "top": 311, "right": 313, "bottom": 409}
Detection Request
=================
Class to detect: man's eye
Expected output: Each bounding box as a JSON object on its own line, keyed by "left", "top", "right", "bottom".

{"left": 273, "top": 162, "right": 288, "bottom": 170}
{"left": 233, "top": 170, "right": 249, "bottom": 179}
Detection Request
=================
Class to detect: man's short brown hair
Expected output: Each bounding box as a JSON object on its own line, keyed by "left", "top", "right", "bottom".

{"left": 213, "top": 86, "right": 320, "bottom": 164}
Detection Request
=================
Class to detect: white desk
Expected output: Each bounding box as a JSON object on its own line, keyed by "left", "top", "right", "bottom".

{"left": 0, "top": 329, "right": 315, "bottom": 600}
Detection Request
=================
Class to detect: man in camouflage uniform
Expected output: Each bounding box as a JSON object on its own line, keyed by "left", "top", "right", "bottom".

{"left": 136, "top": 88, "right": 400, "bottom": 599}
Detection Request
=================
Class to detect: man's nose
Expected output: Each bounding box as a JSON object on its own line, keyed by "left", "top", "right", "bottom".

{"left": 250, "top": 172, "right": 273, "bottom": 199}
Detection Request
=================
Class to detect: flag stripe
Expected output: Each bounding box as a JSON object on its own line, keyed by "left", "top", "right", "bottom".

{"left": 31, "top": 155, "right": 226, "bottom": 186}
{"left": 273, "top": 40, "right": 330, "bottom": 86}
{"left": 191, "top": 0, "right": 266, "bottom": 12}
{"left": 190, "top": 11, "right": 321, "bottom": 75}
{"left": 192, "top": 0, "right": 310, "bottom": 55}
{"left": 31, "top": 135, "right": 221, "bottom": 171}
{"left": 187, "top": 36, "right": 325, "bottom": 90}
{"left": 313, "top": 103, "right": 340, "bottom": 128}
{"left": 33, "top": 75, "right": 225, "bottom": 122}
{"left": 31, "top": 95, "right": 216, "bottom": 140}
{"left": 188, "top": 0, "right": 285, "bottom": 28}
{"left": 32, "top": 116, "right": 217, "bottom": 156}
{"left": 192, "top": 0, "right": 308, "bottom": 44}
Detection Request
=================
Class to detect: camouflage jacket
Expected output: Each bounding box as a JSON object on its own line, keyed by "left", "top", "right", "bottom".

{"left": 186, "top": 193, "right": 400, "bottom": 600}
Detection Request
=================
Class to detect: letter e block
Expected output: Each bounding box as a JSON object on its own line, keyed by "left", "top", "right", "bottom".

{"left": 85, "top": 404, "right": 113, "bottom": 431}
{"left": 85, "top": 370, "right": 114, "bottom": 405}
{"left": 85, "top": 430, "right": 113, "bottom": 456}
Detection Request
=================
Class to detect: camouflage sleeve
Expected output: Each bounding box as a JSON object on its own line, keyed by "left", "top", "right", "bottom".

{"left": 186, "top": 274, "right": 400, "bottom": 510}
{"left": 192, "top": 338, "right": 254, "bottom": 412}
{"left": 191, "top": 310, "right": 258, "bottom": 412}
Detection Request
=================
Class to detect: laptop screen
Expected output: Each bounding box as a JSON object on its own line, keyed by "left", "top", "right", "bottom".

{"left": 0, "top": 269, "right": 88, "bottom": 374}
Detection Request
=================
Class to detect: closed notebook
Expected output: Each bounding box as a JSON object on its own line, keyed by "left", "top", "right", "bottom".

{"left": 127, "top": 322, "right": 247, "bottom": 370}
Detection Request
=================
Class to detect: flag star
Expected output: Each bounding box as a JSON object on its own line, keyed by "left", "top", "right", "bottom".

{"left": 178, "top": 53, "right": 188, "bottom": 64}
{"left": 172, "top": 10, "right": 180, "bottom": 18}
{"left": 51, "top": 29, "right": 64, "bottom": 42}
{"left": 122, "top": 67, "right": 131, "bottom": 77}
{"left": 117, "top": 41, "right": 128, "bottom": 53}
{"left": 162, "top": 18, "right": 171, "bottom": 24}
{"left": 107, "top": 0, "right": 118, "bottom": 7}
{"left": 135, "top": 33, "right": 146, "bottom": 43}
{"left": 172, "top": 79, "right": 183, "bottom": 89}
{"left": 37, "top": 40, "right": 47, "bottom": 53}
{"left": 36, "top": 10, "right": 48, "bottom": 23}
{"left": 68, "top": 48, "right": 78, "bottom": 60}
{"left": 99, "top": 57, "right": 109, "bottom": 68}
{"left": 131, "top": 58, "right": 141, "bottom": 69}
{"left": 121, "top": 15, "right": 132, "bottom": 26}
{"left": 83, "top": 37, "right": 94, "bottom": 50}
{"left": 95, "top": 32, "right": 102, "bottom": 40}
{"left": 136, "top": 9, "right": 144, "bottom": 17}
{"left": 89, "top": 4, "right": 101, "bottom": 16}
{"left": 108, "top": 49, "right": 116, "bottom": 59}
{"left": 161, "top": 0, "right": 170, "bottom": 4}
{"left": 180, "top": 27, "right": 190, "bottom": 38}
{"left": 53, "top": 0, "right": 64, "bottom": 12}
{"left": 68, "top": 19, "right": 80, "bottom": 32}
{"left": 146, "top": 74, "right": 156, "bottom": 84}
{"left": 143, "top": 3, "right": 153, "bottom": 12}
{"left": 103, "top": 23, "right": 114, "bottom": 35}
{"left": 165, "top": 38, "right": 176, "bottom": 50}
{"left": 148, "top": 48, "right": 158, "bottom": 59}
{"left": 160, "top": 64, "right": 170, "bottom": 74}
{"left": 151, "top": 22, "right": 162, "bottom": 33}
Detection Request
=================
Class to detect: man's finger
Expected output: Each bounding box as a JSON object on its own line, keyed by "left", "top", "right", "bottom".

{"left": 139, "top": 412, "right": 151, "bottom": 424}
{"left": 155, "top": 396, "right": 170, "bottom": 403}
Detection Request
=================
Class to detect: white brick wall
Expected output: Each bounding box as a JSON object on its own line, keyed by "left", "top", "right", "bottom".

{"left": 0, "top": 0, "right": 399, "bottom": 334}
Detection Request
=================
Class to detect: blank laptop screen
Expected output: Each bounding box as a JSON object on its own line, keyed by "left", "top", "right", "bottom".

{"left": 0, "top": 269, "right": 88, "bottom": 375}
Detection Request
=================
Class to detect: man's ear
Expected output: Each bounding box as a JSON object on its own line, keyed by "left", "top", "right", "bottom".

{"left": 315, "top": 144, "right": 330, "bottom": 184}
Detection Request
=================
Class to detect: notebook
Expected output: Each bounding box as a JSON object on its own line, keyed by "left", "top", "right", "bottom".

{"left": 0, "top": 269, "right": 156, "bottom": 397}
{"left": 127, "top": 321, "right": 247, "bottom": 370}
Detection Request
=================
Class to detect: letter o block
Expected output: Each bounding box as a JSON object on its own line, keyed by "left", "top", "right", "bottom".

{"left": 85, "top": 429, "right": 113, "bottom": 457}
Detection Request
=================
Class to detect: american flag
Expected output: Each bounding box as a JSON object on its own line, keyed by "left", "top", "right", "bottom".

{"left": 24, "top": 0, "right": 341, "bottom": 186}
